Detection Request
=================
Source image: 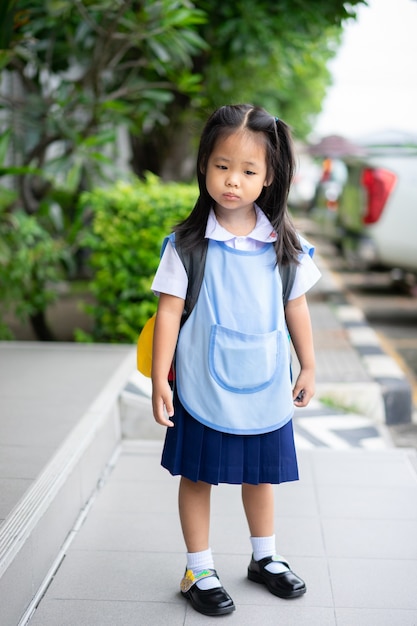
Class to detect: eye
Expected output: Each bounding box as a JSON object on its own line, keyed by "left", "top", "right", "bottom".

{"left": 245, "top": 170, "right": 256, "bottom": 176}
{"left": 216, "top": 164, "right": 227, "bottom": 170}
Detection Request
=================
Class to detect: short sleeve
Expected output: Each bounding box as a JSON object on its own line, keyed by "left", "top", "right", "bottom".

{"left": 151, "top": 239, "right": 188, "bottom": 299}
{"left": 288, "top": 253, "right": 321, "bottom": 300}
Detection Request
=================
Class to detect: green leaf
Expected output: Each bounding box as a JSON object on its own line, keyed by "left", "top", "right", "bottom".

{"left": 0, "top": 129, "right": 11, "bottom": 164}
{"left": 82, "top": 130, "right": 116, "bottom": 148}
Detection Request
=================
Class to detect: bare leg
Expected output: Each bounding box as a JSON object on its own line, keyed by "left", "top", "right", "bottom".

{"left": 179, "top": 476, "right": 212, "bottom": 553}
{"left": 178, "top": 478, "right": 235, "bottom": 614}
{"left": 243, "top": 483, "right": 302, "bottom": 583}
{"left": 241, "top": 483, "right": 274, "bottom": 536}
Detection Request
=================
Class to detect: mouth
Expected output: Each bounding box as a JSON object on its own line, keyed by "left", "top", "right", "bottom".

{"left": 223, "top": 193, "right": 239, "bottom": 200}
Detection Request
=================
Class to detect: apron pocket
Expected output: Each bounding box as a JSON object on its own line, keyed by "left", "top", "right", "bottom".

{"left": 209, "top": 324, "right": 279, "bottom": 393}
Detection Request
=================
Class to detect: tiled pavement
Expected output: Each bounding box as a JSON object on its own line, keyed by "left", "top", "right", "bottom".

{"left": 27, "top": 440, "right": 417, "bottom": 626}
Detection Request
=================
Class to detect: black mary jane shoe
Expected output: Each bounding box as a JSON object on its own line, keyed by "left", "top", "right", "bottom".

{"left": 247, "top": 555, "right": 306, "bottom": 599}
{"left": 180, "top": 568, "right": 235, "bottom": 616}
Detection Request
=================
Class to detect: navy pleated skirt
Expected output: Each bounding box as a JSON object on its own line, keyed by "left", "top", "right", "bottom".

{"left": 161, "top": 392, "right": 299, "bottom": 485}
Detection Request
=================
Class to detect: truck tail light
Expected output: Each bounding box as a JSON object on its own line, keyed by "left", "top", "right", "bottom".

{"left": 361, "top": 167, "right": 397, "bottom": 224}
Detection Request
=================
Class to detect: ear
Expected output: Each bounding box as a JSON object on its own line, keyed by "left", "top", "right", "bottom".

{"left": 264, "top": 175, "right": 273, "bottom": 187}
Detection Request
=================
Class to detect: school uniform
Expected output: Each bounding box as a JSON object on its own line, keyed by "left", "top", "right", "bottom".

{"left": 151, "top": 206, "right": 320, "bottom": 485}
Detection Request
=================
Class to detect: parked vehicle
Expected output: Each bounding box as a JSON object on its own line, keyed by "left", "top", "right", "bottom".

{"left": 310, "top": 131, "right": 417, "bottom": 277}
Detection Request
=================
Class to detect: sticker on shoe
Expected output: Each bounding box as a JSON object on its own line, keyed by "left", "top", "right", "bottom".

{"left": 180, "top": 569, "right": 214, "bottom": 592}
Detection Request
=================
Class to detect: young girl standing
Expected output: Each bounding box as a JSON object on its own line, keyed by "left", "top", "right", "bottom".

{"left": 151, "top": 104, "right": 320, "bottom": 617}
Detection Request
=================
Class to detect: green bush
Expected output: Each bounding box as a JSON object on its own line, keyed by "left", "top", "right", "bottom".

{"left": 79, "top": 173, "right": 197, "bottom": 343}
{"left": 0, "top": 208, "right": 68, "bottom": 340}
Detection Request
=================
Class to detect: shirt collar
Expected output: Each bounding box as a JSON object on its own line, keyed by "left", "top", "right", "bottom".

{"left": 205, "top": 204, "right": 277, "bottom": 243}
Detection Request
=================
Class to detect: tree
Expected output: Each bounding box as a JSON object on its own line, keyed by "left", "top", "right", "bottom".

{"left": 130, "top": 0, "right": 366, "bottom": 179}
{"left": 1, "top": 0, "right": 207, "bottom": 200}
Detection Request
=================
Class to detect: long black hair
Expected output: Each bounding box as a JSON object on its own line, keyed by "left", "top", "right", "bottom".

{"left": 175, "top": 104, "right": 301, "bottom": 265}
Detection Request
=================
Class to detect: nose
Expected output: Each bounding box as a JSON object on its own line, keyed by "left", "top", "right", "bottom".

{"left": 226, "top": 172, "right": 239, "bottom": 187}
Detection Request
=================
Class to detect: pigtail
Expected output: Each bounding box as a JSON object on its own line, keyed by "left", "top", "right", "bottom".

{"left": 255, "top": 114, "right": 301, "bottom": 266}
{"left": 270, "top": 118, "right": 302, "bottom": 266}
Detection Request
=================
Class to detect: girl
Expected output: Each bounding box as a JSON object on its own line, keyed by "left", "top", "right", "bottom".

{"left": 151, "top": 104, "right": 320, "bottom": 617}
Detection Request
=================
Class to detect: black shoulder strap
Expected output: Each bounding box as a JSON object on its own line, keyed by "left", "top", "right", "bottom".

{"left": 175, "top": 238, "right": 209, "bottom": 326}
{"left": 279, "top": 262, "right": 297, "bottom": 307}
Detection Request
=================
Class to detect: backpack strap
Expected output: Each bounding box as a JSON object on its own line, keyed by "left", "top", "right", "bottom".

{"left": 279, "top": 262, "right": 297, "bottom": 307}
{"left": 174, "top": 237, "right": 209, "bottom": 326}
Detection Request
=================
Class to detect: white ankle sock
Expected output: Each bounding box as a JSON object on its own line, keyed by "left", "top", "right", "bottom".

{"left": 250, "top": 535, "right": 289, "bottom": 574}
{"left": 186, "top": 548, "right": 222, "bottom": 590}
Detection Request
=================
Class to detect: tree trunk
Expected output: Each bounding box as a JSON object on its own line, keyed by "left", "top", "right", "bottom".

{"left": 130, "top": 94, "right": 199, "bottom": 182}
{"left": 30, "top": 311, "right": 56, "bottom": 341}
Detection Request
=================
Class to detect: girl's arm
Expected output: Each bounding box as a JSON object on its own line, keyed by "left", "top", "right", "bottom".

{"left": 284, "top": 294, "right": 316, "bottom": 407}
{"left": 151, "top": 292, "right": 184, "bottom": 426}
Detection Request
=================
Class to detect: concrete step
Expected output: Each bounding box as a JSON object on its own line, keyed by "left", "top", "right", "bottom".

{"left": 0, "top": 342, "right": 135, "bottom": 626}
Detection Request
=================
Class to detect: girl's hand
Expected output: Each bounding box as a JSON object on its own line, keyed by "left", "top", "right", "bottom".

{"left": 292, "top": 368, "right": 315, "bottom": 407}
{"left": 151, "top": 293, "right": 184, "bottom": 428}
{"left": 152, "top": 378, "right": 175, "bottom": 427}
{"left": 285, "top": 295, "right": 316, "bottom": 408}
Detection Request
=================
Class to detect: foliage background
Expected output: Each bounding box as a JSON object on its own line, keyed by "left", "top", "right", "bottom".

{"left": 0, "top": 0, "right": 365, "bottom": 341}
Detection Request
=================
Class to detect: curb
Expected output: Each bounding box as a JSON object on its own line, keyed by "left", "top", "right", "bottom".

{"left": 297, "top": 215, "right": 414, "bottom": 426}
{"left": 314, "top": 251, "right": 413, "bottom": 425}
{"left": 335, "top": 300, "right": 413, "bottom": 425}
{"left": 312, "top": 235, "right": 413, "bottom": 426}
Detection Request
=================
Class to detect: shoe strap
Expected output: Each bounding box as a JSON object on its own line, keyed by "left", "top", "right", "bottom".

{"left": 258, "top": 554, "right": 290, "bottom": 569}
{"left": 180, "top": 568, "right": 217, "bottom": 592}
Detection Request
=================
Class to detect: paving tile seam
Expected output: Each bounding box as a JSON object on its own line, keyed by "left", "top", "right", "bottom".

{"left": 31, "top": 597, "right": 183, "bottom": 603}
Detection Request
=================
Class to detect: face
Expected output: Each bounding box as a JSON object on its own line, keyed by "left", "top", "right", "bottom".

{"left": 205, "top": 130, "right": 270, "bottom": 217}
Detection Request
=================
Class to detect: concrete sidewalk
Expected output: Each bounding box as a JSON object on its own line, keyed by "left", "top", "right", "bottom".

{"left": 1, "top": 246, "right": 417, "bottom": 625}
{"left": 27, "top": 440, "right": 417, "bottom": 626}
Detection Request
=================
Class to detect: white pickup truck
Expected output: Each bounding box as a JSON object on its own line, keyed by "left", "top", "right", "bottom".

{"left": 310, "top": 131, "right": 417, "bottom": 278}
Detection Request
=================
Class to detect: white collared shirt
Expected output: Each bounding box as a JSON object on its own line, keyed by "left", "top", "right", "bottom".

{"left": 151, "top": 205, "right": 321, "bottom": 300}
{"left": 205, "top": 204, "right": 277, "bottom": 249}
